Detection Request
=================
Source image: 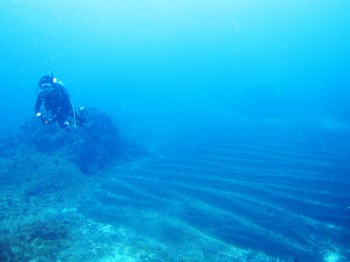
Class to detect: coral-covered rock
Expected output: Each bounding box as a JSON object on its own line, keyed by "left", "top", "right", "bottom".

{"left": 16, "top": 108, "right": 128, "bottom": 174}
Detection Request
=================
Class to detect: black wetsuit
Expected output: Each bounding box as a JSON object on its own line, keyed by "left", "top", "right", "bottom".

{"left": 34, "top": 83, "right": 73, "bottom": 129}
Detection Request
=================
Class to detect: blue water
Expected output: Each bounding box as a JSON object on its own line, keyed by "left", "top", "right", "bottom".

{"left": 0, "top": 1, "right": 349, "bottom": 261}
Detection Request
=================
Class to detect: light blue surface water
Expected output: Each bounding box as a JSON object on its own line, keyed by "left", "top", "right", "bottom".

{"left": 0, "top": 1, "right": 349, "bottom": 261}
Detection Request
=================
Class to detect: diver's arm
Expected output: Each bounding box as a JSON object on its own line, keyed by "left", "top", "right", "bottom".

{"left": 34, "top": 93, "right": 50, "bottom": 123}
{"left": 34, "top": 94, "right": 42, "bottom": 114}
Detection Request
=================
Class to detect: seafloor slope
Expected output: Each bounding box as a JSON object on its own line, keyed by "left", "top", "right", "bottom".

{"left": 0, "top": 117, "right": 349, "bottom": 261}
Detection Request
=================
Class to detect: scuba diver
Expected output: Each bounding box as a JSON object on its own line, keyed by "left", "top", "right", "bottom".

{"left": 34, "top": 73, "right": 88, "bottom": 131}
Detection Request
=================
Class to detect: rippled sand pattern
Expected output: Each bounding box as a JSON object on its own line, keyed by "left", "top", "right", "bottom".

{"left": 84, "top": 124, "right": 350, "bottom": 261}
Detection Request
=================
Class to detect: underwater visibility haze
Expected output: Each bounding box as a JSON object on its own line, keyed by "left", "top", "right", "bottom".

{"left": 0, "top": 0, "right": 349, "bottom": 261}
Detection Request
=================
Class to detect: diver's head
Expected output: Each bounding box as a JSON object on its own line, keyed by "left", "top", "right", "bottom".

{"left": 38, "top": 75, "right": 53, "bottom": 86}
{"left": 38, "top": 74, "right": 58, "bottom": 91}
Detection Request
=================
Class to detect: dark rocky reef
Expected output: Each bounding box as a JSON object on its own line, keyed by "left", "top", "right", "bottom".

{"left": 5, "top": 108, "right": 146, "bottom": 174}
